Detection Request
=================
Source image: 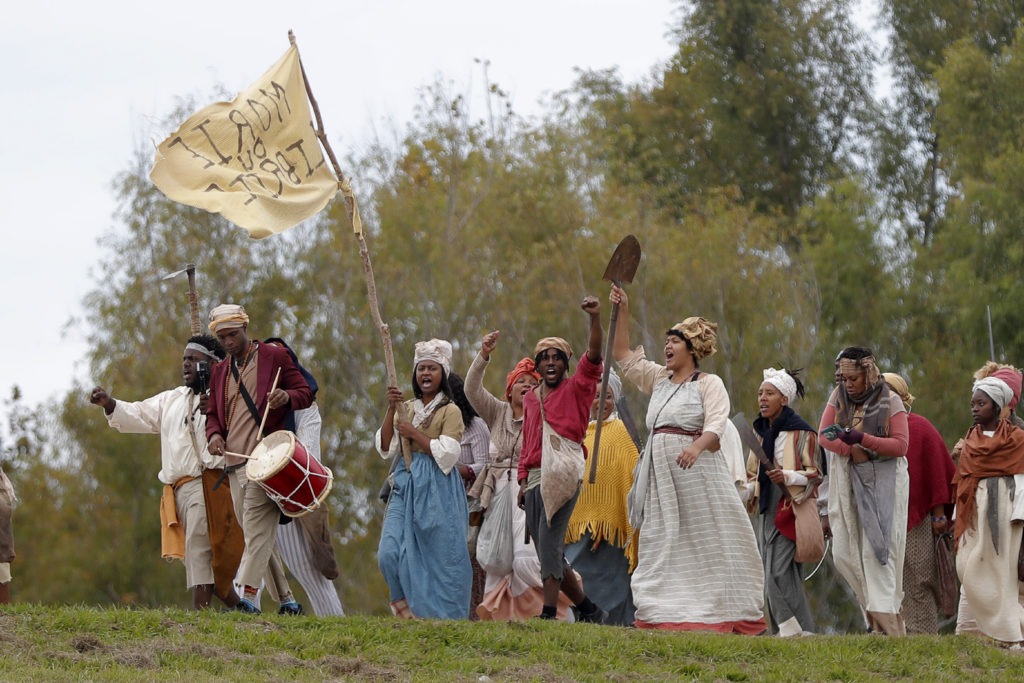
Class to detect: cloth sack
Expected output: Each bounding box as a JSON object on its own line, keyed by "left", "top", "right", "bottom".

{"left": 774, "top": 494, "right": 825, "bottom": 564}
{"left": 476, "top": 480, "right": 514, "bottom": 576}
{"left": 935, "top": 531, "right": 958, "bottom": 617}
{"left": 539, "top": 417, "right": 585, "bottom": 525}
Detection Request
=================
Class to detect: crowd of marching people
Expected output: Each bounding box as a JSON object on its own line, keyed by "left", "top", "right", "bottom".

{"left": 372, "top": 283, "right": 1024, "bottom": 646}
{"left": 5, "top": 287, "right": 1023, "bottom": 649}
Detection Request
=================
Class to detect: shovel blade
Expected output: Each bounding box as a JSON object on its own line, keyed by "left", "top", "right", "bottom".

{"left": 602, "top": 235, "right": 641, "bottom": 285}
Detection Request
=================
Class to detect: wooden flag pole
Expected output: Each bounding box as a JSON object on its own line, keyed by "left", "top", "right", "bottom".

{"left": 291, "top": 32, "right": 412, "bottom": 470}
{"left": 290, "top": 31, "right": 399, "bottom": 390}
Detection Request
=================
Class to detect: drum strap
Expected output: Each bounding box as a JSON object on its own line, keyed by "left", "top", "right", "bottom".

{"left": 231, "top": 361, "right": 266, "bottom": 437}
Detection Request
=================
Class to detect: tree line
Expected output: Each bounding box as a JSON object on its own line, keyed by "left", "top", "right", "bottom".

{"left": 4, "top": 0, "right": 1024, "bottom": 626}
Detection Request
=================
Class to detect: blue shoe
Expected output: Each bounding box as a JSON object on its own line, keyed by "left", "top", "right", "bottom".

{"left": 278, "top": 600, "right": 303, "bottom": 616}
{"left": 235, "top": 598, "right": 261, "bottom": 614}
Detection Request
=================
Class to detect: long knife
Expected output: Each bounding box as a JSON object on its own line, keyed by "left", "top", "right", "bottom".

{"left": 731, "top": 412, "right": 792, "bottom": 501}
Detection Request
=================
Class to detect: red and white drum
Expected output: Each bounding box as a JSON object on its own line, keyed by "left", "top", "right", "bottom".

{"left": 246, "top": 430, "right": 333, "bottom": 517}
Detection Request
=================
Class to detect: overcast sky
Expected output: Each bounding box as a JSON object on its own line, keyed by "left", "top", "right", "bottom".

{"left": 2, "top": 1, "right": 883, "bottom": 413}
{"left": 2, "top": 0, "right": 690, "bottom": 410}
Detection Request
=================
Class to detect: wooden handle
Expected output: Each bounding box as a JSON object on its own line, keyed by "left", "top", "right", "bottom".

{"left": 588, "top": 298, "right": 621, "bottom": 483}
{"left": 186, "top": 265, "right": 200, "bottom": 336}
{"left": 258, "top": 367, "right": 283, "bottom": 438}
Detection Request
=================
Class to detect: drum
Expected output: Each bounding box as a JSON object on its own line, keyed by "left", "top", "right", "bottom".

{"left": 246, "top": 430, "right": 333, "bottom": 517}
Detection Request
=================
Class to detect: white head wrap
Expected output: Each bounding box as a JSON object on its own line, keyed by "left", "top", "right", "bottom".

{"left": 413, "top": 338, "right": 452, "bottom": 376}
{"left": 973, "top": 376, "right": 1013, "bottom": 410}
{"left": 606, "top": 368, "right": 622, "bottom": 402}
{"left": 185, "top": 342, "right": 221, "bottom": 361}
{"left": 762, "top": 368, "right": 797, "bottom": 403}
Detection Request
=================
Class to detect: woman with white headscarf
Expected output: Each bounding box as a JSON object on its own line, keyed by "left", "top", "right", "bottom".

{"left": 376, "top": 338, "right": 471, "bottom": 619}
{"left": 564, "top": 369, "right": 641, "bottom": 626}
{"left": 747, "top": 368, "right": 821, "bottom": 637}
{"left": 818, "top": 346, "right": 909, "bottom": 636}
{"left": 952, "top": 375, "right": 1024, "bottom": 645}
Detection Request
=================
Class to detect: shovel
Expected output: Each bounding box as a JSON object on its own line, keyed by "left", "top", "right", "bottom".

{"left": 588, "top": 235, "right": 641, "bottom": 483}
{"left": 161, "top": 263, "right": 201, "bottom": 335}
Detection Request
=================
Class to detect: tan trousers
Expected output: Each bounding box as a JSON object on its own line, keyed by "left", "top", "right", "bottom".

{"left": 228, "top": 469, "right": 292, "bottom": 599}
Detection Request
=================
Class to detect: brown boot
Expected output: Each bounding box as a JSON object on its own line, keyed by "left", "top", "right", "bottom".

{"left": 0, "top": 582, "right": 10, "bottom": 605}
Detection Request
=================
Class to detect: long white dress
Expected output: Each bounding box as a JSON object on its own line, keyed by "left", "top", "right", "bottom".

{"left": 955, "top": 471, "right": 1024, "bottom": 642}
{"left": 621, "top": 347, "right": 765, "bottom": 629}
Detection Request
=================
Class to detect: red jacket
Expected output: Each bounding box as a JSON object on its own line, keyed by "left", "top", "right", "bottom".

{"left": 206, "top": 341, "right": 313, "bottom": 441}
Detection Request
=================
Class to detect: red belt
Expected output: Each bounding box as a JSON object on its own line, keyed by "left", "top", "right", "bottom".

{"left": 653, "top": 426, "right": 702, "bottom": 437}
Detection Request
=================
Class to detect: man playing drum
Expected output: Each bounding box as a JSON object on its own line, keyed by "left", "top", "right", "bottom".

{"left": 205, "top": 304, "right": 313, "bottom": 615}
{"left": 89, "top": 334, "right": 242, "bottom": 610}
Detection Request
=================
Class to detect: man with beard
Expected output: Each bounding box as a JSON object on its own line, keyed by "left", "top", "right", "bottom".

{"left": 90, "top": 334, "right": 242, "bottom": 610}
{"left": 516, "top": 295, "right": 608, "bottom": 623}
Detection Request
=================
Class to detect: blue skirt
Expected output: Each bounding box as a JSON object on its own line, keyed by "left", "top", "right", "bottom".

{"left": 378, "top": 451, "right": 472, "bottom": 619}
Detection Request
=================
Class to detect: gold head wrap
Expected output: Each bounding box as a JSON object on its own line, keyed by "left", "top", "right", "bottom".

{"left": 208, "top": 304, "right": 249, "bottom": 333}
{"left": 534, "top": 337, "right": 573, "bottom": 360}
{"left": 669, "top": 317, "right": 718, "bottom": 361}
{"left": 837, "top": 355, "right": 881, "bottom": 388}
{"left": 882, "top": 372, "right": 915, "bottom": 411}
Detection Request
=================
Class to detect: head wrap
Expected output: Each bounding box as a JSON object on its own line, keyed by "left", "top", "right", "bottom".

{"left": 882, "top": 373, "right": 915, "bottom": 411}
{"left": 992, "top": 367, "right": 1022, "bottom": 410}
{"left": 974, "top": 376, "right": 1013, "bottom": 411}
{"left": 605, "top": 368, "right": 623, "bottom": 402}
{"left": 414, "top": 338, "right": 452, "bottom": 376}
{"left": 837, "top": 355, "right": 881, "bottom": 391}
{"left": 505, "top": 357, "right": 541, "bottom": 401}
{"left": 533, "top": 337, "right": 573, "bottom": 360}
{"left": 669, "top": 317, "right": 718, "bottom": 360}
{"left": 185, "top": 341, "right": 221, "bottom": 361}
{"left": 208, "top": 304, "right": 249, "bottom": 333}
{"left": 762, "top": 368, "right": 797, "bottom": 403}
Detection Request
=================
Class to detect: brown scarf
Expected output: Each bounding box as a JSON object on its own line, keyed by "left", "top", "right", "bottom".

{"left": 953, "top": 419, "right": 1024, "bottom": 543}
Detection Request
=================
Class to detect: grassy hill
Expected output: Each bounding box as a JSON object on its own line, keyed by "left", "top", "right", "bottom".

{"left": 1, "top": 605, "right": 1023, "bottom": 682}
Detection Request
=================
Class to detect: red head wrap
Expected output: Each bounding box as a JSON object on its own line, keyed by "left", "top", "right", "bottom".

{"left": 992, "top": 367, "right": 1023, "bottom": 410}
{"left": 506, "top": 357, "right": 540, "bottom": 401}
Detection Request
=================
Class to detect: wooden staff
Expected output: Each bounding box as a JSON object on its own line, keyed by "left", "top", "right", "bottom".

{"left": 291, "top": 30, "right": 397, "bottom": 389}
{"left": 291, "top": 31, "right": 411, "bottom": 469}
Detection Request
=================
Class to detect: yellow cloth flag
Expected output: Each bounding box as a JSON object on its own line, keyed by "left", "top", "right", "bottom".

{"left": 150, "top": 45, "right": 337, "bottom": 238}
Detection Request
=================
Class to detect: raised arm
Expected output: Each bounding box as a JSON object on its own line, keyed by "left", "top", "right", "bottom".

{"left": 465, "top": 331, "right": 505, "bottom": 427}
{"left": 609, "top": 284, "right": 631, "bottom": 362}
{"left": 581, "top": 295, "right": 602, "bottom": 364}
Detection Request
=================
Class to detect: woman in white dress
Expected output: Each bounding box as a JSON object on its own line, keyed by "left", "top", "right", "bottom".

{"left": 609, "top": 285, "right": 765, "bottom": 633}
{"left": 953, "top": 376, "right": 1024, "bottom": 645}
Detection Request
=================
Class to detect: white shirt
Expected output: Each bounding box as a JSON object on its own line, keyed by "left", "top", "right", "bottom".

{"left": 106, "top": 386, "right": 222, "bottom": 485}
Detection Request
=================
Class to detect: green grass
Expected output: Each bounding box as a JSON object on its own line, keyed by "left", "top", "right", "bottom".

{"left": 1, "top": 605, "right": 1023, "bottom": 682}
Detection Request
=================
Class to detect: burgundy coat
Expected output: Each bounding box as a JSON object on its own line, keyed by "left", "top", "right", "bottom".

{"left": 206, "top": 341, "right": 313, "bottom": 441}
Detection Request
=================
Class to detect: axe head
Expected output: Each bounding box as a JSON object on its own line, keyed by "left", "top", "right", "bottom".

{"left": 602, "top": 235, "right": 641, "bottom": 285}
{"left": 160, "top": 263, "right": 196, "bottom": 281}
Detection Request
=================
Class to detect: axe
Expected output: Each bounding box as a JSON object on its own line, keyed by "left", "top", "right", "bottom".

{"left": 731, "top": 412, "right": 792, "bottom": 501}
{"left": 588, "top": 235, "right": 641, "bottom": 484}
{"left": 161, "top": 263, "right": 201, "bottom": 335}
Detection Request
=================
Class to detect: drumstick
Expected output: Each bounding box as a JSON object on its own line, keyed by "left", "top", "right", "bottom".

{"left": 258, "top": 367, "right": 283, "bottom": 438}
{"left": 223, "top": 450, "right": 261, "bottom": 460}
